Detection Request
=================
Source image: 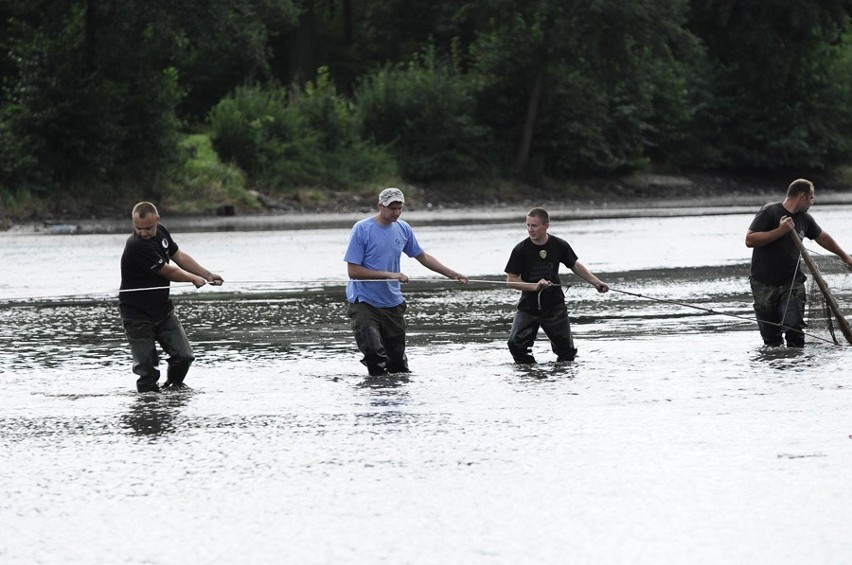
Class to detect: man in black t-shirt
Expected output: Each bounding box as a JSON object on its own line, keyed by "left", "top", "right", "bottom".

{"left": 505, "top": 208, "right": 609, "bottom": 364}
{"left": 120, "top": 202, "right": 224, "bottom": 392}
{"left": 746, "top": 178, "right": 852, "bottom": 347}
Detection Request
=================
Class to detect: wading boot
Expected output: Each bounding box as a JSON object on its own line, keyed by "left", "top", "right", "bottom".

{"left": 162, "top": 380, "right": 190, "bottom": 392}
{"left": 136, "top": 380, "right": 160, "bottom": 393}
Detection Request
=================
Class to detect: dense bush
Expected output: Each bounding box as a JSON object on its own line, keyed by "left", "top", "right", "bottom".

{"left": 163, "top": 134, "right": 259, "bottom": 214}
{"left": 209, "top": 71, "right": 397, "bottom": 190}
{"left": 467, "top": 0, "right": 701, "bottom": 177}
{"left": 5, "top": 0, "right": 852, "bottom": 212}
{"left": 0, "top": 107, "right": 39, "bottom": 194}
{"left": 355, "top": 49, "right": 495, "bottom": 181}
{"left": 688, "top": 0, "right": 852, "bottom": 170}
{"left": 0, "top": 3, "right": 184, "bottom": 198}
{"left": 208, "top": 85, "right": 306, "bottom": 182}
{"left": 293, "top": 68, "right": 399, "bottom": 186}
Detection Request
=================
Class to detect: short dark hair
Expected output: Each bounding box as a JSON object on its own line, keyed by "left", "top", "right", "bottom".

{"left": 786, "top": 178, "right": 814, "bottom": 198}
{"left": 527, "top": 207, "right": 549, "bottom": 223}
{"left": 132, "top": 201, "right": 159, "bottom": 218}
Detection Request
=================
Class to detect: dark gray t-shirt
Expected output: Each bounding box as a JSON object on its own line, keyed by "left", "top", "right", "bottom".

{"left": 119, "top": 224, "right": 179, "bottom": 320}
{"left": 748, "top": 202, "right": 821, "bottom": 285}
{"left": 505, "top": 235, "right": 578, "bottom": 312}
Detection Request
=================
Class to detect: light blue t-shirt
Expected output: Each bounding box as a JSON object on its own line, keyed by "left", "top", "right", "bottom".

{"left": 344, "top": 217, "right": 424, "bottom": 307}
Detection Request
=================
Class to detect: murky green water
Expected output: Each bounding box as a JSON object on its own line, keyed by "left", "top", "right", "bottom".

{"left": 2, "top": 210, "right": 852, "bottom": 564}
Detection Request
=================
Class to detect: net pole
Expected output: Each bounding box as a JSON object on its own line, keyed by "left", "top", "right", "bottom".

{"left": 789, "top": 230, "right": 852, "bottom": 345}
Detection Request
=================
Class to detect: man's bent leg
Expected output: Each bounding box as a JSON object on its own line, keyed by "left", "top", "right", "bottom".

{"left": 540, "top": 305, "right": 577, "bottom": 362}
{"left": 158, "top": 313, "right": 195, "bottom": 385}
{"left": 750, "top": 278, "right": 783, "bottom": 347}
{"left": 384, "top": 335, "right": 409, "bottom": 373}
{"left": 123, "top": 318, "right": 161, "bottom": 392}
{"left": 381, "top": 303, "right": 409, "bottom": 373}
{"left": 348, "top": 302, "right": 390, "bottom": 376}
{"left": 508, "top": 310, "right": 540, "bottom": 364}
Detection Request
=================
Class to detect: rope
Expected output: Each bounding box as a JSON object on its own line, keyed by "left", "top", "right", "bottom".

{"left": 607, "top": 287, "right": 836, "bottom": 345}
{"left": 350, "top": 277, "right": 834, "bottom": 344}
{"left": 118, "top": 284, "right": 192, "bottom": 293}
{"left": 779, "top": 251, "right": 803, "bottom": 329}
{"left": 1, "top": 275, "right": 841, "bottom": 345}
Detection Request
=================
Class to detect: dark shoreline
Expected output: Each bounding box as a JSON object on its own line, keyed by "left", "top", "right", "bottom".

{"left": 5, "top": 172, "right": 852, "bottom": 234}
{"left": 7, "top": 191, "right": 852, "bottom": 235}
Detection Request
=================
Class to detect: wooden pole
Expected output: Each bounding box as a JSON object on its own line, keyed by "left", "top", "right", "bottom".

{"left": 789, "top": 230, "right": 852, "bottom": 345}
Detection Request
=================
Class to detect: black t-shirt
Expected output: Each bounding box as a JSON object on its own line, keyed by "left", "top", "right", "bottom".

{"left": 505, "top": 235, "right": 578, "bottom": 312}
{"left": 748, "top": 202, "right": 821, "bottom": 285}
{"left": 119, "top": 224, "right": 179, "bottom": 320}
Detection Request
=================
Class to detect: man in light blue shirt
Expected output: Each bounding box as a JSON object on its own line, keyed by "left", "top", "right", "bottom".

{"left": 345, "top": 187, "right": 469, "bottom": 376}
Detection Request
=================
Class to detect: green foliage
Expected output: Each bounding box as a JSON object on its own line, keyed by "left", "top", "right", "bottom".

{"left": 5, "top": 0, "right": 852, "bottom": 213}
{"left": 350, "top": 2, "right": 480, "bottom": 70}
{"left": 469, "top": 0, "right": 701, "bottom": 176}
{"left": 299, "top": 67, "right": 361, "bottom": 150}
{"left": 209, "top": 72, "right": 397, "bottom": 190}
{"left": 208, "top": 85, "right": 299, "bottom": 180}
{"left": 688, "top": 0, "right": 852, "bottom": 169}
{"left": 355, "top": 47, "right": 494, "bottom": 181}
{"left": 0, "top": 2, "right": 185, "bottom": 196}
{"left": 297, "top": 68, "right": 401, "bottom": 186}
{"left": 174, "top": 0, "right": 300, "bottom": 122}
{"left": 0, "top": 104, "right": 39, "bottom": 194}
{"left": 163, "top": 134, "right": 260, "bottom": 214}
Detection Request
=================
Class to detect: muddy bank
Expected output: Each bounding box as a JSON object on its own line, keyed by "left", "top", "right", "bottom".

{"left": 6, "top": 172, "right": 852, "bottom": 234}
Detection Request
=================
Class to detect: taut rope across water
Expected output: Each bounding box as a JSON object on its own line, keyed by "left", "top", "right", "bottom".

{"left": 3, "top": 274, "right": 845, "bottom": 345}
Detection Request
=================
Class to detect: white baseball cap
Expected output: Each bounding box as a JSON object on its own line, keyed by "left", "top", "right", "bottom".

{"left": 378, "top": 187, "right": 405, "bottom": 206}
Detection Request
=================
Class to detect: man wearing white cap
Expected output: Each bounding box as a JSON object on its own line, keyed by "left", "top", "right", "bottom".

{"left": 344, "top": 187, "right": 469, "bottom": 376}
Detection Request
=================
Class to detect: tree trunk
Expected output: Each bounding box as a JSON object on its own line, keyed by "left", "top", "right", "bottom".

{"left": 288, "top": 0, "right": 316, "bottom": 86}
{"left": 515, "top": 65, "right": 544, "bottom": 173}
{"left": 343, "top": 0, "right": 353, "bottom": 44}
{"left": 84, "top": 0, "right": 96, "bottom": 72}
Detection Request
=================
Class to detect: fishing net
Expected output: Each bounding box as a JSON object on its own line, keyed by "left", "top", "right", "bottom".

{"left": 804, "top": 249, "right": 852, "bottom": 345}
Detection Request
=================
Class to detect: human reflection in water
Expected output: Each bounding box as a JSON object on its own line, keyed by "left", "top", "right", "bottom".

{"left": 750, "top": 344, "right": 807, "bottom": 369}
{"left": 358, "top": 372, "right": 411, "bottom": 391}
{"left": 121, "top": 391, "right": 193, "bottom": 437}
{"left": 354, "top": 373, "right": 413, "bottom": 432}
{"left": 514, "top": 361, "right": 577, "bottom": 380}
{"left": 357, "top": 372, "right": 412, "bottom": 422}
{"left": 358, "top": 373, "right": 411, "bottom": 406}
